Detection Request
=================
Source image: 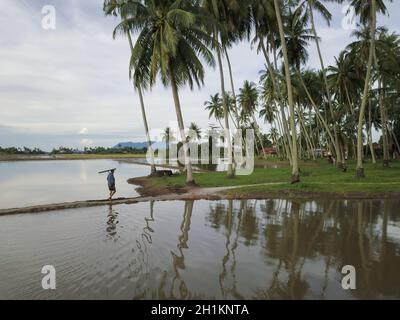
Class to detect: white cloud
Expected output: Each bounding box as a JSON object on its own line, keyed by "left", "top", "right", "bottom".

{"left": 79, "top": 128, "right": 89, "bottom": 135}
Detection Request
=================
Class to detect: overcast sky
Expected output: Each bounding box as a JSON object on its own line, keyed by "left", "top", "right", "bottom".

{"left": 0, "top": 0, "right": 399, "bottom": 151}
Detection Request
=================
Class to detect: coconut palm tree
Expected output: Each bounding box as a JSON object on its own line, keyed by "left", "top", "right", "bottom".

{"left": 238, "top": 81, "right": 267, "bottom": 157}
{"left": 300, "top": 0, "right": 344, "bottom": 168}
{"left": 103, "top": 0, "right": 157, "bottom": 175}
{"left": 373, "top": 28, "right": 400, "bottom": 166}
{"left": 205, "top": 94, "right": 224, "bottom": 128}
{"left": 259, "top": 101, "right": 277, "bottom": 126}
{"left": 188, "top": 122, "right": 202, "bottom": 142}
{"left": 117, "top": 0, "right": 215, "bottom": 185}
{"left": 251, "top": 0, "right": 294, "bottom": 163}
{"left": 213, "top": 0, "right": 251, "bottom": 130}
{"left": 281, "top": 7, "right": 322, "bottom": 162}
{"left": 162, "top": 127, "right": 175, "bottom": 164}
{"left": 349, "top": 0, "right": 392, "bottom": 178}
{"left": 200, "top": 0, "right": 250, "bottom": 178}
{"left": 328, "top": 50, "right": 360, "bottom": 115}
{"left": 273, "top": 0, "right": 300, "bottom": 183}
{"left": 259, "top": 64, "right": 294, "bottom": 163}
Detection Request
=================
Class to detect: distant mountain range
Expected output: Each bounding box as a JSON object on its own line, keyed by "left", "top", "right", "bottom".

{"left": 114, "top": 141, "right": 166, "bottom": 149}
{"left": 113, "top": 142, "right": 149, "bottom": 149}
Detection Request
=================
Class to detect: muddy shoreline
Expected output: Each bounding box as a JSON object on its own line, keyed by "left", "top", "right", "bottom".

{"left": 1, "top": 176, "right": 399, "bottom": 216}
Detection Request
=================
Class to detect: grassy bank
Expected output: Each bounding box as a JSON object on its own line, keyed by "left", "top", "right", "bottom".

{"left": 0, "top": 154, "right": 146, "bottom": 161}
{"left": 130, "top": 159, "right": 400, "bottom": 197}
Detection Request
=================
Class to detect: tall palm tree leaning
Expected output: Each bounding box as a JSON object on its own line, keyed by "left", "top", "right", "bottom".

{"left": 273, "top": 0, "right": 300, "bottom": 183}
{"left": 201, "top": 0, "right": 243, "bottom": 178}
{"left": 118, "top": 0, "right": 215, "bottom": 185}
{"left": 302, "top": 0, "right": 344, "bottom": 169}
{"left": 251, "top": 1, "right": 294, "bottom": 164}
{"left": 350, "top": 0, "right": 391, "bottom": 178}
{"left": 103, "top": 0, "right": 156, "bottom": 175}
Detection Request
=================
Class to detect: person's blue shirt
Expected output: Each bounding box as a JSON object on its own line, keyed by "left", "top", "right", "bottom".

{"left": 107, "top": 172, "right": 115, "bottom": 187}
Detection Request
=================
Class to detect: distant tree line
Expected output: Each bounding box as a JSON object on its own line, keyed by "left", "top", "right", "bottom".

{"left": 82, "top": 146, "right": 147, "bottom": 154}
{"left": 0, "top": 147, "right": 46, "bottom": 155}
{"left": 50, "top": 146, "right": 147, "bottom": 155}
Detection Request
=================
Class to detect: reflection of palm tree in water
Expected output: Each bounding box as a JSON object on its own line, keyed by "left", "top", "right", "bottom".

{"left": 170, "top": 201, "right": 194, "bottom": 299}
{"left": 138, "top": 201, "right": 155, "bottom": 275}
{"left": 218, "top": 200, "right": 233, "bottom": 298}
{"left": 357, "top": 201, "right": 373, "bottom": 298}
{"left": 378, "top": 201, "right": 388, "bottom": 297}
{"left": 131, "top": 201, "right": 158, "bottom": 299}
{"left": 288, "top": 202, "right": 301, "bottom": 299}
{"left": 297, "top": 201, "right": 335, "bottom": 298}
{"left": 219, "top": 200, "right": 279, "bottom": 299}
{"left": 229, "top": 202, "right": 244, "bottom": 299}
{"left": 260, "top": 201, "right": 304, "bottom": 299}
{"left": 106, "top": 204, "right": 119, "bottom": 241}
{"left": 260, "top": 200, "right": 290, "bottom": 298}
{"left": 218, "top": 200, "right": 245, "bottom": 300}
{"left": 286, "top": 202, "right": 341, "bottom": 299}
{"left": 258, "top": 201, "right": 307, "bottom": 299}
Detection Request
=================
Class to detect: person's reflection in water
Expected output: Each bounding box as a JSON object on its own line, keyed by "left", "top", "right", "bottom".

{"left": 106, "top": 204, "right": 120, "bottom": 241}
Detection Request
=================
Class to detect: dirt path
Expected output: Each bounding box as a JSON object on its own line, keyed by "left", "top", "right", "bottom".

{"left": 1, "top": 182, "right": 400, "bottom": 216}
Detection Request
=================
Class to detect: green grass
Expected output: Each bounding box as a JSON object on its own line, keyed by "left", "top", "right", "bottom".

{"left": 140, "top": 159, "right": 400, "bottom": 195}
{"left": 223, "top": 181, "right": 400, "bottom": 197}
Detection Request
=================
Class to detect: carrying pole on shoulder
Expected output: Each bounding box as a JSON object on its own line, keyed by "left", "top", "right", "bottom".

{"left": 98, "top": 168, "right": 116, "bottom": 174}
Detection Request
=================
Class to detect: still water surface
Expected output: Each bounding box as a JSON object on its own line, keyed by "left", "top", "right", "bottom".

{"left": 1, "top": 199, "right": 399, "bottom": 300}
{"left": 0, "top": 160, "right": 151, "bottom": 209}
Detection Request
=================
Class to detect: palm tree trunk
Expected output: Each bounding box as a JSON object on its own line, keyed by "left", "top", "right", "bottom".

{"left": 272, "top": 122, "right": 282, "bottom": 158}
{"left": 225, "top": 48, "right": 240, "bottom": 129}
{"left": 356, "top": 0, "right": 376, "bottom": 178}
{"left": 299, "top": 109, "right": 316, "bottom": 161}
{"left": 368, "top": 100, "right": 376, "bottom": 164}
{"left": 277, "top": 114, "right": 292, "bottom": 164}
{"left": 388, "top": 123, "right": 400, "bottom": 157}
{"left": 229, "top": 112, "right": 238, "bottom": 130}
{"left": 168, "top": 64, "right": 195, "bottom": 185}
{"left": 127, "top": 32, "right": 156, "bottom": 175}
{"left": 299, "top": 127, "right": 304, "bottom": 160}
{"left": 308, "top": 3, "right": 343, "bottom": 168}
{"left": 344, "top": 84, "right": 355, "bottom": 115}
{"left": 166, "top": 136, "right": 170, "bottom": 165}
{"left": 379, "top": 79, "right": 389, "bottom": 167}
{"left": 268, "top": 40, "right": 294, "bottom": 160}
{"left": 252, "top": 114, "right": 267, "bottom": 158}
{"left": 296, "top": 68, "right": 338, "bottom": 161}
{"left": 217, "top": 118, "right": 224, "bottom": 129}
{"left": 138, "top": 85, "right": 157, "bottom": 174}
{"left": 215, "top": 29, "right": 234, "bottom": 178}
{"left": 260, "top": 39, "right": 293, "bottom": 159}
{"left": 274, "top": 0, "right": 300, "bottom": 183}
